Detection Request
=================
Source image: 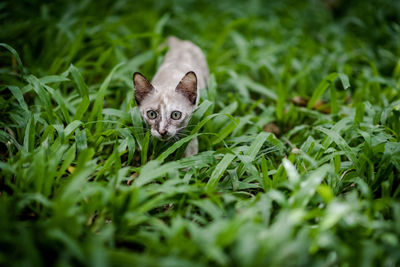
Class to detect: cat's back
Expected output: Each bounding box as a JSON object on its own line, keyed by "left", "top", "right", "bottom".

{"left": 152, "top": 37, "right": 209, "bottom": 91}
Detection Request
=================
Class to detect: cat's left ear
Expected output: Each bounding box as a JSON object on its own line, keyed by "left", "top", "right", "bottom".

{"left": 176, "top": 71, "right": 197, "bottom": 105}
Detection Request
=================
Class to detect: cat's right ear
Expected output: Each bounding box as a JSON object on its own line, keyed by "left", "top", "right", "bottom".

{"left": 133, "top": 72, "right": 154, "bottom": 105}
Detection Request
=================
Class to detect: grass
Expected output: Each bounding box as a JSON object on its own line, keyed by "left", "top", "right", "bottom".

{"left": 1, "top": 0, "right": 400, "bottom": 266}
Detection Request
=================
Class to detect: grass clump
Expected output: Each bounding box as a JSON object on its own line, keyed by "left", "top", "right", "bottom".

{"left": 1, "top": 0, "right": 400, "bottom": 266}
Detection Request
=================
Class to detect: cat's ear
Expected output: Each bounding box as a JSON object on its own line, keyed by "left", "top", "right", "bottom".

{"left": 176, "top": 71, "right": 197, "bottom": 105}
{"left": 133, "top": 72, "right": 154, "bottom": 105}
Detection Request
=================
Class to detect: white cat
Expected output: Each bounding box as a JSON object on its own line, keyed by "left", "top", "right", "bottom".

{"left": 133, "top": 37, "right": 209, "bottom": 157}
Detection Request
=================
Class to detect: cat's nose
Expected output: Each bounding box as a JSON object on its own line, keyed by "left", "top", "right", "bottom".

{"left": 159, "top": 129, "right": 167, "bottom": 137}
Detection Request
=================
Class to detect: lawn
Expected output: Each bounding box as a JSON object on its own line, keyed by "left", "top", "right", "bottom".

{"left": 1, "top": 0, "right": 400, "bottom": 266}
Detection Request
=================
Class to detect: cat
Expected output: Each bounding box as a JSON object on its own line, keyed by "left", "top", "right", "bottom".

{"left": 133, "top": 36, "right": 209, "bottom": 157}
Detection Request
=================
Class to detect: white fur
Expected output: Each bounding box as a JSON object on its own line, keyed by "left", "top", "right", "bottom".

{"left": 135, "top": 37, "right": 209, "bottom": 156}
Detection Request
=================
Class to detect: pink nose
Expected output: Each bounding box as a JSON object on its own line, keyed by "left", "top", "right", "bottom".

{"left": 159, "top": 129, "right": 167, "bottom": 136}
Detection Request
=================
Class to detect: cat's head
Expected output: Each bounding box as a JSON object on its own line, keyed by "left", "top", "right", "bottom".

{"left": 133, "top": 71, "right": 197, "bottom": 140}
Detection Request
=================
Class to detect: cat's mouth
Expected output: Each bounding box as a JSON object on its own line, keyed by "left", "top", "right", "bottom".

{"left": 156, "top": 133, "right": 173, "bottom": 141}
{"left": 159, "top": 136, "right": 171, "bottom": 141}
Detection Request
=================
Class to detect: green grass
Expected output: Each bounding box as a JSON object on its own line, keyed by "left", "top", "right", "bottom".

{"left": 1, "top": 0, "right": 400, "bottom": 266}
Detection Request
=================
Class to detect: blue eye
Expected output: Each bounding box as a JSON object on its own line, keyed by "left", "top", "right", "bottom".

{"left": 147, "top": 110, "right": 157, "bottom": 119}
{"left": 171, "top": 111, "right": 182, "bottom": 120}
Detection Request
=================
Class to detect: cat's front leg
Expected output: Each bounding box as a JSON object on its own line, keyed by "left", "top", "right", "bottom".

{"left": 184, "top": 137, "right": 198, "bottom": 157}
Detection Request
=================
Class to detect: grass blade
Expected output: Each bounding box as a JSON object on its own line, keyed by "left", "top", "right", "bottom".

{"left": 206, "top": 153, "right": 236, "bottom": 192}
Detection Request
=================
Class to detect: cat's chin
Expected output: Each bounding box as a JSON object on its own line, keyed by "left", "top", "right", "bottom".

{"left": 151, "top": 132, "right": 173, "bottom": 141}
{"left": 159, "top": 136, "right": 172, "bottom": 141}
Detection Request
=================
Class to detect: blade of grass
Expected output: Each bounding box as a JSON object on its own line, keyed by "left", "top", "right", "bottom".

{"left": 89, "top": 62, "right": 124, "bottom": 132}
{"left": 206, "top": 153, "right": 236, "bottom": 192}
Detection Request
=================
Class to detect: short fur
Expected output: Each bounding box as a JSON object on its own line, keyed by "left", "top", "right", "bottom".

{"left": 133, "top": 37, "right": 209, "bottom": 157}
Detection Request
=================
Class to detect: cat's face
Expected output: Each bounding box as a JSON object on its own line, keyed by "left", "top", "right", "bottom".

{"left": 133, "top": 72, "right": 197, "bottom": 140}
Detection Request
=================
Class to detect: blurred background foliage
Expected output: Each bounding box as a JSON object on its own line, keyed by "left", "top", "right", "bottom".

{"left": 0, "top": 0, "right": 400, "bottom": 266}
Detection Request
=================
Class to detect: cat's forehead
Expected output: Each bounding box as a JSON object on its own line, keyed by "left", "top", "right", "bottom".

{"left": 140, "top": 90, "right": 192, "bottom": 111}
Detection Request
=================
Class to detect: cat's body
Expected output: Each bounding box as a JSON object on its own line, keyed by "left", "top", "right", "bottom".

{"left": 153, "top": 37, "right": 209, "bottom": 94}
{"left": 133, "top": 37, "right": 209, "bottom": 157}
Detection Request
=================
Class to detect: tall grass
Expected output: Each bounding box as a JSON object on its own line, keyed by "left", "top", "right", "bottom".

{"left": 1, "top": 0, "right": 400, "bottom": 266}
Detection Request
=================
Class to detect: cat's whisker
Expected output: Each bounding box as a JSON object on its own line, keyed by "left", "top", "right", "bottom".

{"left": 177, "top": 131, "right": 188, "bottom": 137}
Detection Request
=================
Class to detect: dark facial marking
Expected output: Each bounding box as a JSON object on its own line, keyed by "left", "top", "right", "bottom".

{"left": 154, "top": 110, "right": 161, "bottom": 132}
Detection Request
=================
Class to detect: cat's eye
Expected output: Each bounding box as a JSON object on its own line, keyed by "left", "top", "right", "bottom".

{"left": 147, "top": 110, "right": 157, "bottom": 119}
{"left": 171, "top": 111, "right": 182, "bottom": 120}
